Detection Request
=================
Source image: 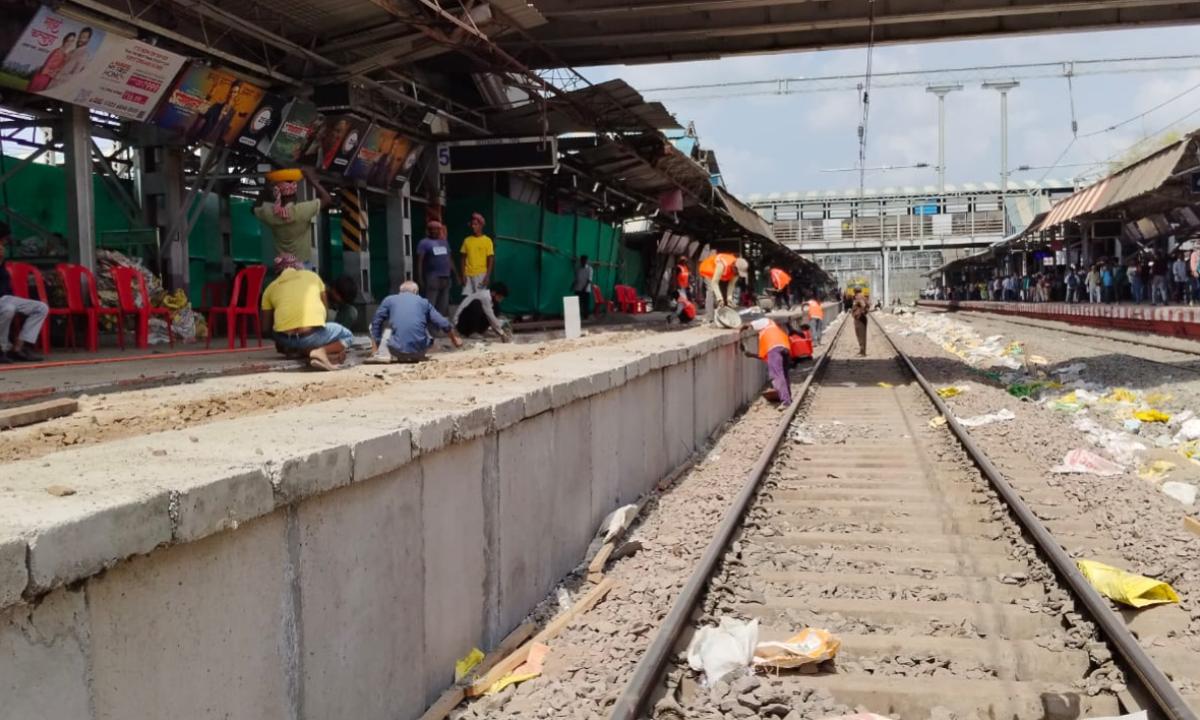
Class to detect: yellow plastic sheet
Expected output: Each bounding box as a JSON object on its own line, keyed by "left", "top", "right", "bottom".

{"left": 455, "top": 647, "right": 484, "bottom": 682}
{"left": 1076, "top": 560, "right": 1180, "bottom": 608}
{"left": 936, "top": 386, "right": 962, "bottom": 399}
{"left": 928, "top": 416, "right": 947, "bottom": 428}
{"left": 1138, "top": 461, "right": 1176, "bottom": 482}
{"left": 1145, "top": 392, "right": 1174, "bottom": 406}
{"left": 1133, "top": 409, "right": 1171, "bottom": 423}
{"left": 1104, "top": 388, "right": 1138, "bottom": 404}
{"left": 484, "top": 642, "right": 549, "bottom": 696}
{"left": 877, "top": 382, "right": 894, "bottom": 388}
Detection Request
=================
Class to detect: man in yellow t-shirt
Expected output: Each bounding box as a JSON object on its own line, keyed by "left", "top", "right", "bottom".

{"left": 261, "top": 254, "right": 353, "bottom": 371}
{"left": 459, "top": 212, "right": 495, "bottom": 294}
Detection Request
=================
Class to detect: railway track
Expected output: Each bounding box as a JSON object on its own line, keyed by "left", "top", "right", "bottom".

{"left": 608, "top": 317, "right": 1197, "bottom": 720}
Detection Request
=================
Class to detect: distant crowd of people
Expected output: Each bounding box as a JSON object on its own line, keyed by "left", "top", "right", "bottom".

{"left": 927, "top": 247, "right": 1200, "bottom": 307}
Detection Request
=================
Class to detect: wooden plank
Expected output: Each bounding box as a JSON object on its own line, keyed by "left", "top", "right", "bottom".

{"left": 467, "top": 578, "right": 617, "bottom": 698}
{"left": 587, "top": 541, "right": 616, "bottom": 582}
{"left": 0, "top": 398, "right": 78, "bottom": 430}
{"left": 418, "top": 622, "right": 535, "bottom": 720}
{"left": 1185, "top": 516, "right": 1200, "bottom": 538}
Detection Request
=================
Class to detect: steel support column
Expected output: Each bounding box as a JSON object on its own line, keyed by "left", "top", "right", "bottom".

{"left": 63, "top": 105, "right": 95, "bottom": 271}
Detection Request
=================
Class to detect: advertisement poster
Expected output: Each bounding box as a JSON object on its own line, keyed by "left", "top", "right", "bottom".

{"left": 236, "top": 92, "right": 287, "bottom": 155}
{"left": 0, "top": 6, "right": 186, "bottom": 121}
{"left": 307, "top": 114, "right": 370, "bottom": 172}
{"left": 154, "top": 65, "right": 253, "bottom": 145}
{"left": 266, "top": 99, "right": 320, "bottom": 165}
{"left": 215, "top": 80, "right": 265, "bottom": 146}
{"left": 346, "top": 126, "right": 421, "bottom": 188}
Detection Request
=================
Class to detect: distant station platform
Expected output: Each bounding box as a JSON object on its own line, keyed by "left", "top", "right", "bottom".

{"left": 919, "top": 299, "right": 1200, "bottom": 339}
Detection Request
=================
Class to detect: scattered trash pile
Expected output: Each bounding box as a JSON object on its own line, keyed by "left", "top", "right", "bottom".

{"left": 892, "top": 313, "right": 1200, "bottom": 508}
{"left": 95, "top": 249, "right": 207, "bottom": 343}
{"left": 686, "top": 617, "right": 841, "bottom": 686}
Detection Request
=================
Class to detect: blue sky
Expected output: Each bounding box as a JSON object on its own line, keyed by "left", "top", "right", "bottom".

{"left": 582, "top": 26, "right": 1200, "bottom": 196}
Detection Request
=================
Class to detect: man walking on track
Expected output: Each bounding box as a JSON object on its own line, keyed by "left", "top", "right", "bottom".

{"left": 806, "top": 293, "right": 825, "bottom": 345}
{"left": 851, "top": 287, "right": 869, "bottom": 356}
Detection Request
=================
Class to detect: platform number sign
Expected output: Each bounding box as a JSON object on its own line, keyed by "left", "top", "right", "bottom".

{"left": 436, "top": 137, "right": 558, "bottom": 174}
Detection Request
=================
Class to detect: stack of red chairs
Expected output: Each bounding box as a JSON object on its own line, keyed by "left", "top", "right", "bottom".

{"left": 614, "top": 285, "right": 648, "bottom": 313}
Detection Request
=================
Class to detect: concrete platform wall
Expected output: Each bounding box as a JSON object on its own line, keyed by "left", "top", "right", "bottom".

{"left": 0, "top": 331, "right": 774, "bottom": 720}
{"left": 919, "top": 299, "right": 1200, "bottom": 339}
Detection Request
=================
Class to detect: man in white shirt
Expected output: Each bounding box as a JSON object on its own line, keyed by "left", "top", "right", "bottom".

{"left": 453, "top": 282, "right": 512, "bottom": 342}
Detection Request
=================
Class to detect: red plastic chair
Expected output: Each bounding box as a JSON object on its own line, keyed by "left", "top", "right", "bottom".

{"left": 4, "top": 262, "right": 52, "bottom": 354}
{"left": 110, "top": 266, "right": 173, "bottom": 349}
{"left": 614, "top": 285, "right": 647, "bottom": 313}
{"left": 207, "top": 264, "right": 266, "bottom": 349}
{"left": 56, "top": 263, "right": 123, "bottom": 352}
{"left": 196, "top": 280, "right": 228, "bottom": 314}
{"left": 591, "top": 284, "right": 614, "bottom": 316}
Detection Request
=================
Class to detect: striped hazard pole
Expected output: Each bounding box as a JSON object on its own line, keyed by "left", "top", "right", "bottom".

{"left": 340, "top": 188, "right": 368, "bottom": 252}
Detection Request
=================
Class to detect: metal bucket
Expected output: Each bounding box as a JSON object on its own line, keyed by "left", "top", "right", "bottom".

{"left": 714, "top": 306, "right": 743, "bottom": 329}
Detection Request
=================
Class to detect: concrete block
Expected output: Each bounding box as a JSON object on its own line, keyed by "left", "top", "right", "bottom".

{"left": 617, "top": 379, "right": 648, "bottom": 506}
{"left": 0, "top": 535, "right": 26, "bottom": 609}
{"left": 453, "top": 404, "right": 494, "bottom": 442}
{"left": 0, "top": 588, "right": 92, "bottom": 720}
{"left": 298, "top": 465, "right": 425, "bottom": 720}
{"left": 588, "top": 389, "right": 622, "bottom": 532}
{"left": 692, "top": 352, "right": 720, "bottom": 445}
{"left": 171, "top": 467, "right": 276, "bottom": 543}
{"left": 87, "top": 512, "right": 290, "bottom": 720}
{"left": 523, "top": 386, "right": 552, "bottom": 418}
{"left": 550, "top": 401, "right": 594, "bottom": 579}
{"left": 633, "top": 372, "right": 667, "bottom": 498}
{"left": 490, "top": 396, "right": 525, "bottom": 432}
{"left": 549, "top": 376, "right": 592, "bottom": 409}
{"left": 420, "top": 440, "right": 486, "bottom": 706}
{"left": 410, "top": 414, "right": 455, "bottom": 457}
{"left": 497, "top": 412, "right": 555, "bottom": 631}
{"left": 27, "top": 489, "right": 173, "bottom": 594}
{"left": 352, "top": 428, "right": 412, "bottom": 484}
{"left": 630, "top": 355, "right": 653, "bottom": 379}
{"left": 662, "top": 361, "right": 697, "bottom": 471}
{"left": 272, "top": 444, "right": 352, "bottom": 504}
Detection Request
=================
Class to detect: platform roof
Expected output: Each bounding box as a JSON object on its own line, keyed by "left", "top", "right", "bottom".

{"left": 504, "top": 0, "right": 1200, "bottom": 68}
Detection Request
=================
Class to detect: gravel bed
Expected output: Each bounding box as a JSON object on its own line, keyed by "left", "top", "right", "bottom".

{"left": 454, "top": 319, "right": 846, "bottom": 720}
{"left": 879, "top": 310, "right": 1200, "bottom": 652}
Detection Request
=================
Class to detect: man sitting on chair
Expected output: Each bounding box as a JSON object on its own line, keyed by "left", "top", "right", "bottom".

{"left": 0, "top": 223, "right": 47, "bottom": 363}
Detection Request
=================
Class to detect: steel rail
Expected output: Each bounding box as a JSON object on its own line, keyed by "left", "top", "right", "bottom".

{"left": 873, "top": 313, "right": 1198, "bottom": 720}
{"left": 607, "top": 313, "right": 848, "bottom": 720}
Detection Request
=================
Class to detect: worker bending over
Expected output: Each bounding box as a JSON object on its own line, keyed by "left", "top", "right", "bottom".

{"left": 741, "top": 317, "right": 792, "bottom": 408}
{"left": 261, "top": 254, "right": 353, "bottom": 371}
{"left": 698, "top": 252, "right": 749, "bottom": 320}
{"left": 674, "top": 255, "right": 692, "bottom": 300}
{"left": 769, "top": 267, "right": 792, "bottom": 309}
{"left": 454, "top": 282, "right": 512, "bottom": 342}
{"left": 667, "top": 289, "right": 697, "bottom": 325}
{"left": 788, "top": 322, "right": 814, "bottom": 366}
{"left": 369, "top": 281, "right": 462, "bottom": 363}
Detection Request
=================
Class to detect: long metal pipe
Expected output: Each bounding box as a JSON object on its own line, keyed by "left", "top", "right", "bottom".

{"left": 608, "top": 312, "right": 847, "bottom": 720}
{"left": 873, "top": 315, "right": 1197, "bottom": 720}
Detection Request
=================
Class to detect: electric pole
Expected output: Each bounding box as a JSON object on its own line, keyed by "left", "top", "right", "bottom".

{"left": 982, "top": 81, "right": 1019, "bottom": 237}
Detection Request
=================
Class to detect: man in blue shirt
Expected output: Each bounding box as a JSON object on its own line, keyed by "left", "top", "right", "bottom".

{"left": 369, "top": 281, "right": 461, "bottom": 363}
{"left": 415, "top": 220, "right": 454, "bottom": 318}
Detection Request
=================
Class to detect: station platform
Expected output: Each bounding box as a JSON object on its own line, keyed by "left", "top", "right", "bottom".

{"left": 919, "top": 299, "right": 1200, "bottom": 340}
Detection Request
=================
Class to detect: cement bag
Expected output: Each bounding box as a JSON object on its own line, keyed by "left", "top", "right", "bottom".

{"left": 686, "top": 617, "right": 758, "bottom": 685}
{"left": 1076, "top": 560, "right": 1180, "bottom": 608}
{"left": 753, "top": 628, "right": 840, "bottom": 670}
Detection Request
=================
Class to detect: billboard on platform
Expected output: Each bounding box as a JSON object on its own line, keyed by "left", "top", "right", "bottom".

{"left": 0, "top": 6, "right": 186, "bottom": 121}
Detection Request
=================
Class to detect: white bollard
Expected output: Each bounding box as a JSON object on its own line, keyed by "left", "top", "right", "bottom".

{"left": 563, "top": 295, "right": 582, "bottom": 339}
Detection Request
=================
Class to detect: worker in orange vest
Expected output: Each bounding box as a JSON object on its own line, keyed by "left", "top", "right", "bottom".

{"left": 674, "top": 256, "right": 692, "bottom": 300}
{"left": 769, "top": 267, "right": 792, "bottom": 309}
{"left": 740, "top": 317, "right": 792, "bottom": 407}
{"left": 667, "top": 288, "right": 697, "bottom": 325}
{"left": 787, "top": 322, "right": 814, "bottom": 365}
{"left": 807, "top": 292, "right": 825, "bottom": 345}
{"left": 698, "top": 252, "right": 749, "bottom": 319}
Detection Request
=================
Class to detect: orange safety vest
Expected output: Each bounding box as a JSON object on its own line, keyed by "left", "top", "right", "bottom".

{"left": 676, "top": 263, "right": 690, "bottom": 288}
{"left": 757, "top": 321, "right": 790, "bottom": 360}
{"left": 808, "top": 299, "right": 825, "bottom": 320}
{"left": 680, "top": 297, "right": 696, "bottom": 320}
{"left": 699, "top": 253, "right": 738, "bottom": 282}
{"left": 769, "top": 268, "right": 792, "bottom": 291}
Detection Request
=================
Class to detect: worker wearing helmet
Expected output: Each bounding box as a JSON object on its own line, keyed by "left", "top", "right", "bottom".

{"left": 698, "top": 252, "right": 749, "bottom": 320}
{"left": 740, "top": 317, "right": 792, "bottom": 408}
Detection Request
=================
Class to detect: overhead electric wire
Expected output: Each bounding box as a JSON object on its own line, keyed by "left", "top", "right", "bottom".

{"left": 856, "top": 0, "right": 877, "bottom": 198}
{"left": 1077, "top": 78, "right": 1200, "bottom": 138}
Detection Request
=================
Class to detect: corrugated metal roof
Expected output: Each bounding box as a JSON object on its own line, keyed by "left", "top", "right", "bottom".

{"left": 491, "top": 79, "right": 680, "bottom": 135}
{"left": 718, "top": 187, "right": 774, "bottom": 241}
{"left": 1092, "top": 139, "right": 1190, "bottom": 213}
{"left": 1034, "top": 178, "right": 1109, "bottom": 231}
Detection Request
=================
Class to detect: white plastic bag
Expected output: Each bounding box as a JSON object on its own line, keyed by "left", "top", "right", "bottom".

{"left": 1161, "top": 481, "right": 1197, "bottom": 507}
{"left": 958, "top": 408, "right": 1016, "bottom": 428}
{"left": 1174, "top": 418, "right": 1200, "bottom": 442}
{"left": 686, "top": 617, "right": 759, "bottom": 685}
{"left": 1053, "top": 449, "right": 1124, "bottom": 476}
